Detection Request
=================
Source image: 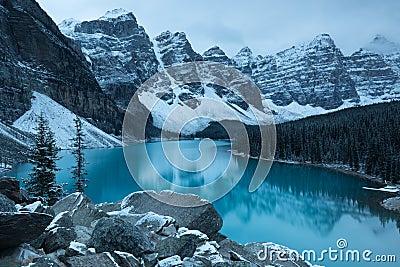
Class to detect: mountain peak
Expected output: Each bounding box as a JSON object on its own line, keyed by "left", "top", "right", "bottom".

{"left": 203, "top": 46, "right": 232, "bottom": 65}
{"left": 363, "top": 34, "right": 400, "bottom": 55}
{"left": 203, "top": 46, "right": 225, "bottom": 57}
{"left": 99, "top": 8, "right": 136, "bottom": 22}
{"left": 236, "top": 46, "right": 253, "bottom": 56}
{"left": 58, "top": 18, "right": 80, "bottom": 36}
{"left": 309, "top": 33, "right": 336, "bottom": 48}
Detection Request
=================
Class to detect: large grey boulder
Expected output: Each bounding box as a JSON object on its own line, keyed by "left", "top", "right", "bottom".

{"left": 155, "top": 235, "right": 197, "bottom": 259}
{"left": 42, "top": 227, "right": 77, "bottom": 254}
{"left": 31, "top": 256, "right": 62, "bottom": 267}
{"left": 0, "top": 212, "right": 53, "bottom": 249}
{"left": 51, "top": 193, "right": 106, "bottom": 227}
{"left": 121, "top": 191, "right": 223, "bottom": 236}
{"left": 66, "top": 252, "right": 120, "bottom": 267}
{"left": 0, "top": 193, "right": 16, "bottom": 212}
{"left": 89, "top": 217, "right": 154, "bottom": 257}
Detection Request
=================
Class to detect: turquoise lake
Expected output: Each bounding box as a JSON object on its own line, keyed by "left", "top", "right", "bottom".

{"left": 7, "top": 140, "right": 400, "bottom": 267}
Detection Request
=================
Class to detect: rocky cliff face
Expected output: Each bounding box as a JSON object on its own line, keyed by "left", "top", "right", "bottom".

{"left": 345, "top": 49, "right": 400, "bottom": 98}
{"left": 153, "top": 30, "right": 203, "bottom": 68}
{"left": 0, "top": 0, "right": 121, "bottom": 133}
{"left": 241, "top": 34, "right": 360, "bottom": 109}
{"left": 59, "top": 9, "right": 160, "bottom": 109}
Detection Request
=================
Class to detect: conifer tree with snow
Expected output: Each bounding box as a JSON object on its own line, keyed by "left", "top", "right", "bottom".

{"left": 24, "top": 113, "right": 63, "bottom": 205}
{"left": 70, "top": 116, "right": 89, "bottom": 192}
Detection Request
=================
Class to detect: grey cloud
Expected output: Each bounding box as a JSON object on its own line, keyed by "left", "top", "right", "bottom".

{"left": 37, "top": 0, "right": 400, "bottom": 57}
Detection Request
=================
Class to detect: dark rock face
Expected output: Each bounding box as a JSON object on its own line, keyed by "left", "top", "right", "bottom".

{"left": 43, "top": 227, "right": 77, "bottom": 253}
{"left": 66, "top": 253, "right": 120, "bottom": 267}
{"left": 32, "top": 256, "right": 62, "bottom": 267}
{"left": 113, "top": 251, "right": 142, "bottom": 267}
{"left": 155, "top": 235, "right": 198, "bottom": 259}
{"left": 237, "top": 34, "right": 360, "bottom": 109}
{"left": 59, "top": 10, "right": 160, "bottom": 109}
{"left": 154, "top": 30, "right": 203, "bottom": 68}
{"left": 51, "top": 193, "right": 106, "bottom": 227}
{"left": 0, "top": 193, "right": 16, "bottom": 212}
{"left": 345, "top": 49, "right": 400, "bottom": 98}
{"left": 0, "top": 0, "right": 121, "bottom": 133}
{"left": 203, "top": 46, "right": 232, "bottom": 66}
{"left": 0, "top": 177, "right": 30, "bottom": 204}
{"left": 121, "top": 191, "right": 223, "bottom": 237}
{"left": 89, "top": 217, "right": 154, "bottom": 257}
{"left": 0, "top": 212, "right": 53, "bottom": 249}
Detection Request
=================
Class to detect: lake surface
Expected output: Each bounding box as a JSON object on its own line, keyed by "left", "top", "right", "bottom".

{"left": 8, "top": 140, "right": 400, "bottom": 267}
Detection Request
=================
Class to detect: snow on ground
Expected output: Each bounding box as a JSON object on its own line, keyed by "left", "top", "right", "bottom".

{"left": 139, "top": 83, "right": 271, "bottom": 135}
{"left": 13, "top": 91, "right": 121, "bottom": 149}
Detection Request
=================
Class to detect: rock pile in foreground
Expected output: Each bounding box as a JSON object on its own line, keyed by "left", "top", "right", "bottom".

{"left": 0, "top": 183, "right": 311, "bottom": 267}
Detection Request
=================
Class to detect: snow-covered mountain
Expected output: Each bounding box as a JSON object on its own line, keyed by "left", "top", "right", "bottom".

{"left": 60, "top": 10, "right": 400, "bottom": 127}
{"left": 59, "top": 9, "right": 159, "bottom": 109}
{"left": 13, "top": 92, "right": 121, "bottom": 149}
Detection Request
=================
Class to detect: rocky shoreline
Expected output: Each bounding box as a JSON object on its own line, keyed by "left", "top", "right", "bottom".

{"left": 0, "top": 177, "right": 312, "bottom": 267}
{"left": 274, "top": 160, "right": 400, "bottom": 212}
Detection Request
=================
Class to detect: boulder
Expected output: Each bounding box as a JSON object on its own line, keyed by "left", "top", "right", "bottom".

{"left": 182, "top": 257, "right": 209, "bottom": 267}
{"left": 114, "top": 251, "right": 143, "bottom": 267}
{"left": 155, "top": 227, "right": 209, "bottom": 259}
{"left": 0, "top": 212, "right": 53, "bottom": 249}
{"left": 89, "top": 217, "right": 154, "bottom": 257}
{"left": 0, "top": 193, "right": 16, "bottom": 212}
{"left": 121, "top": 191, "right": 223, "bottom": 236}
{"left": 65, "top": 241, "right": 88, "bottom": 257}
{"left": 0, "top": 177, "right": 30, "bottom": 204}
{"left": 155, "top": 235, "right": 197, "bottom": 259}
{"left": 156, "top": 255, "right": 183, "bottom": 267}
{"left": 96, "top": 201, "right": 121, "bottom": 213}
{"left": 46, "top": 211, "right": 74, "bottom": 231}
{"left": 192, "top": 242, "right": 226, "bottom": 266}
{"left": 43, "top": 227, "right": 77, "bottom": 253}
{"left": 0, "top": 243, "right": 40, "bottom": 266}
{"left": 65, "top": 252, "right": 120, "bottom": 267}
{"left": 134, "top": 212, "right": 175, "bottom": 233}
{"left": 32, "top": 256, "right": 62, "bottom": 267}
{"left": 74, "top": 225, "right": 93, "bottom": 245}
{"left": 142, "top": 253, "right": 159, "bottom": 267}
{"left": 51, "top": 193, "right": 106, "bottom": 227}
{"left": 160, "top": 224, "right": 177, "bottom": 236}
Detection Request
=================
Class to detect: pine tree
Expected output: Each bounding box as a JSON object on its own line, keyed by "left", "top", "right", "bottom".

{"left": 70, "top": 116, "right": 89, "bottom": 192}
{"left": 24, "top": 114, "right": 63, "bottom": 205}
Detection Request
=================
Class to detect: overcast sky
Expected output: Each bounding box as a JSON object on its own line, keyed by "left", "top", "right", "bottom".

{"left": 37, "top": 0, "right": 400, "bottom": 57}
